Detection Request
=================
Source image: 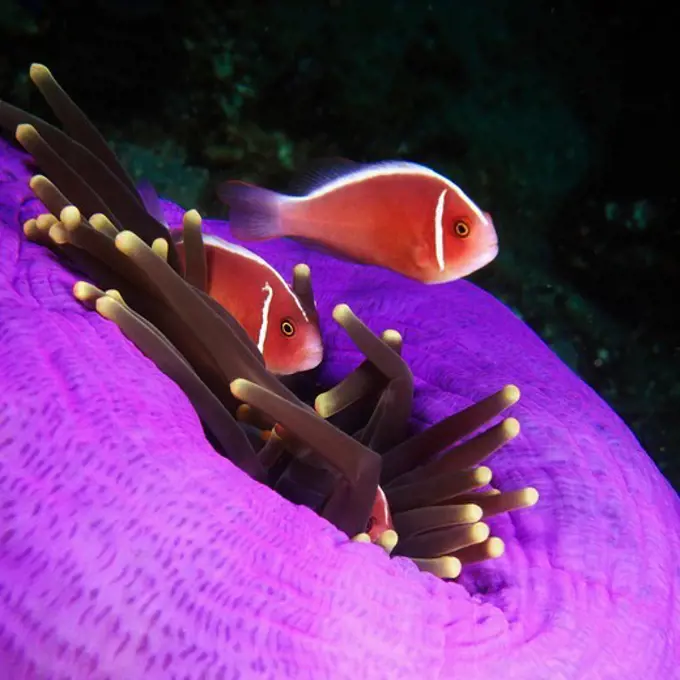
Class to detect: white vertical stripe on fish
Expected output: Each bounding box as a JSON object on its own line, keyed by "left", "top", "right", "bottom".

{"left": 434, "top": 189, "right": 447, "bottom": 272}
{"left": 257, "top": 282, "right": 274, "bottom": 353}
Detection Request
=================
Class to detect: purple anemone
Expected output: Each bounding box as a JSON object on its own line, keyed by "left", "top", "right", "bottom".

{"left": 0, "top": 128, "right": 678, "bottom": 679}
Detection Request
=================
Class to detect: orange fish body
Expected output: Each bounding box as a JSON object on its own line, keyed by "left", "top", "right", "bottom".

{"left": 174, "top": 234, "right": 323, "bottom": 375}
{"left": 366, "top": 485, "right": 394, "bottom": 541}
{"left": 220, "top": 161, "right": 498, "bottom": 283}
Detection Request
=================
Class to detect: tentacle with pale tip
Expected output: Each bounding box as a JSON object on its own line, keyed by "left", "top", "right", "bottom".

{"left": 322, "top": 329, "right": 404, "bottom": 415}
{"left": 350, "top": 529, "right": 398, "bottom": 557}
{"left": 448, "top": 487, "right": 540, "bottom": 517}
{"left": 229, "top": 378, "right": 381, "bottom": 488}
{"left": 23, "top": 210, "right": 116, "bottom": 287}
{"left": 15, "top": 123, "right": 121, "bottom": 229}
{"left": 391, "top": 505, "right": 491, "bottom": 562}
{"left": 72, "top": 282, "right": 264, "bottom": 479}
{"left": 151, "top": 238, "right": 169, "bottom": 261}
{"left": 331, "top": 305, "right": 413, "bottom": 450}
{"left": 332, "top": 305, "right": 409, "bottom": 382}
{"left": 110, "top": 232, "right": 272, "bottom": 388}
{"left": 230, "top": 378, "right": 381, "bottom": 536}
{"left": 454, "top": 536, "right": 506, "bottom": 565}
{"left": 395, "top": 521, "right": 491, "bottom": 559}
{"left": 28, "top": 63, "right": 140, "bottom": 197}
{"left": 375, "top": 529, "right": 399, "bottom": 555}
{"left": 386, "top": 417, "right": 521, "bottom": 490}
{"left": 23, "top": 218, "right": 50, "bottom": 245}
{"left": 411, "top": 556, "right": 462, "bottom": 580}
{"left": 236, "top": 404, "right": 274, "bottom": 431}
{"left": 387, "top": 465, "right": 494, "bottom": 515}
{"left": 351, "top": 533, "right": 372, "bottom": 544}
{"left": 179, "top": 209, "right": 207, "bottom": 291}
{"left": 57, "top": 206, "right": 151, "bottom": 290}
{"left": 103, "top": 289, "right": 126, "bottom": 306}
{"left": 381, "top": 384, "right": 521, "bottom": 483}
{"left": 314, "top": 329, "right": 402, "bottom": 427}
{"left": 256, "top": 428, "right": 287, "bottom": 470}
{"left": 292, "top": 263, "right": 318, "bottom": 323}
{"left": 36, "top": 212, "right": 58, "bottom": 231}
{"left": 0, "top": 96, "right": 140, "bottom": 209}
{"left": 392, "top": 504, "right": 484, "bottom": 538}
{"left": 0, "top": 83, "right": 180, "bottom": 269}
{"left": 88, "top": 212, "right": 119, "bottom": 239}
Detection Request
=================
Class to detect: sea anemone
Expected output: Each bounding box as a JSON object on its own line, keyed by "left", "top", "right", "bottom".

{"left": 0, "top": 66, "right": 678, "bottom": 678}
{"left": 1, "top": 65, "right": 538, "bottom": 572}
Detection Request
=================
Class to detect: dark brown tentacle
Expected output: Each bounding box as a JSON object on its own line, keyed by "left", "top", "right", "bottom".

{"left": 75, "top": 283, "right": 264, "bottom": 480}
{"left": 15, "top": 124, "right": 121, "bottom": 228}
{"left": 230, "top": 378, "right": 381, "bottom": 536}
{"left": 0, "top": 91, "right": 180, "bottom": 271}
{"left": 392, "top": 504, "right": 483, "bottom": 538}
{"left": 28, "top": 63, "right": 139, "bottom": 196}
{"left": 386, "top": 418, "right": 520, "bottom": 491}
{"left": 386, "top": 466, "right": 493, "bottom": 515}
{"left": 112, "top": 231, "right": 290, "bottom": 399}
{"left": 331, "top": 305, "right": 413, "bottom": 449}
{"left": 292, "top": 264, "right": 318, "bottom": 323}
{"left": 314, "top": 329, "right": 402, "bottom": 419}
{"left": 443, "top": 487, "right": 540, "bottom": 516}
{"left": 381, "top": 384, "right": 521, "bottom": 484}
{"left": 394, "top": 522, "right": 491, "bottom": 559}
{"left": 180, "top": 209, "right": 208, "bottom": 292}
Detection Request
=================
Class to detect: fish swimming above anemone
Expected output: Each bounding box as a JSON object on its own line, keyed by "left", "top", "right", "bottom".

{"left": 219, "top": 158, "right": 498, "bottom": 283}
{"left": 0, "top": 64, "right": 678, "bottom": 678}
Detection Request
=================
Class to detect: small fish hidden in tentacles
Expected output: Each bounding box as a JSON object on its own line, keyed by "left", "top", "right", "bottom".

{"left": 138, "top": 180, "right": 323, "bottom": 376}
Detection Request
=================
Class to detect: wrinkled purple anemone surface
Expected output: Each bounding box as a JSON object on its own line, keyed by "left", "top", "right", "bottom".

{"left": 0, "top": 138, "right": 678, "bottom": 678}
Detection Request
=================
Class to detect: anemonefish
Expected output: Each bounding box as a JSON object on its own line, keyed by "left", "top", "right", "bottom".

{"left": 172, "top": 234, "right": 324, "bottom": 376}
{"left": 136, "top": 181, "right": 323, "bottom": 375}
{"left": 367, "top": 485, "right": 394, "bottom": 541}
{"left": 218, "top": 159, "right": 498, "bottom": 284}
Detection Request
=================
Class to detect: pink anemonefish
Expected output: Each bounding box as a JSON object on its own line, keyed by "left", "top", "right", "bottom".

{"left": 367, "top": 485, "right": 394, "bottom": 541}
{"left": 173, "top": 234, "right": 324, "bottom": 376}
{"left": 136, "top": 180, "right": 323, "bottom": 376}
{"left": 218, "top": 159, "right": 499, "bottom": 284}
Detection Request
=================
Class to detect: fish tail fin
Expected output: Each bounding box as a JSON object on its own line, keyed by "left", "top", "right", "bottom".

{"left": 218, "top": 180, "right": 285, "bottom": 241}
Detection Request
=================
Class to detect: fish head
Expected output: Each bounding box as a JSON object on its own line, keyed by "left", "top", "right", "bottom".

{"left": 438, "top": 197, "right": 498, "bottom": 282}
{"left": 261, "top": 286, "right": 324, "bottom": 376}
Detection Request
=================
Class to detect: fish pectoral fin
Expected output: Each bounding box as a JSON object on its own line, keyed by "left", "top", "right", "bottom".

{"left": 413, "top": 242, "right": 431, "bottom": 269}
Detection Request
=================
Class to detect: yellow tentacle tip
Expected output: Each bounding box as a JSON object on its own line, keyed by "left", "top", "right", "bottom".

{"left": 29, "top": 63, "right": 51, "bottom": 81}
{"left": 332, "top": 303, "right": 351, "bottom": 322}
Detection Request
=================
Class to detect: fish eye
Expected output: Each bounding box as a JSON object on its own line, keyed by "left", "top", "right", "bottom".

{"left": 280, "top": 318, "right": 296, "bottom": 337}
{"left": 453, "top": 220, "right": 470, "bottom": 238}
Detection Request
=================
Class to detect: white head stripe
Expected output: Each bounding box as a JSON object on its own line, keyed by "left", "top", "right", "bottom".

{"left": 257, "top": 282, "right": 274, "bottom": 353}
{"left": 282, "top": 161, "right": 488, "bottom": 225}
{"left": 201, "top": 234, "right": 309, "bottom": 321}
{"left": 434, "top": 189, "right": 447, "bottom": 272}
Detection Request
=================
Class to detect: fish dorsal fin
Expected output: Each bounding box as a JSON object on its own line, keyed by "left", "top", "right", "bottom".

{"left": 136, "top": 179, "right": 168, "bottom": 227}
{"left": 287, "top": 157, "right": 364, "bottom": 195}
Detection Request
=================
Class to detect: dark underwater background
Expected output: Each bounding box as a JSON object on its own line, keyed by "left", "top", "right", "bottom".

{"left": 1, "top": 0, "right": 677, "bottom": 490}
